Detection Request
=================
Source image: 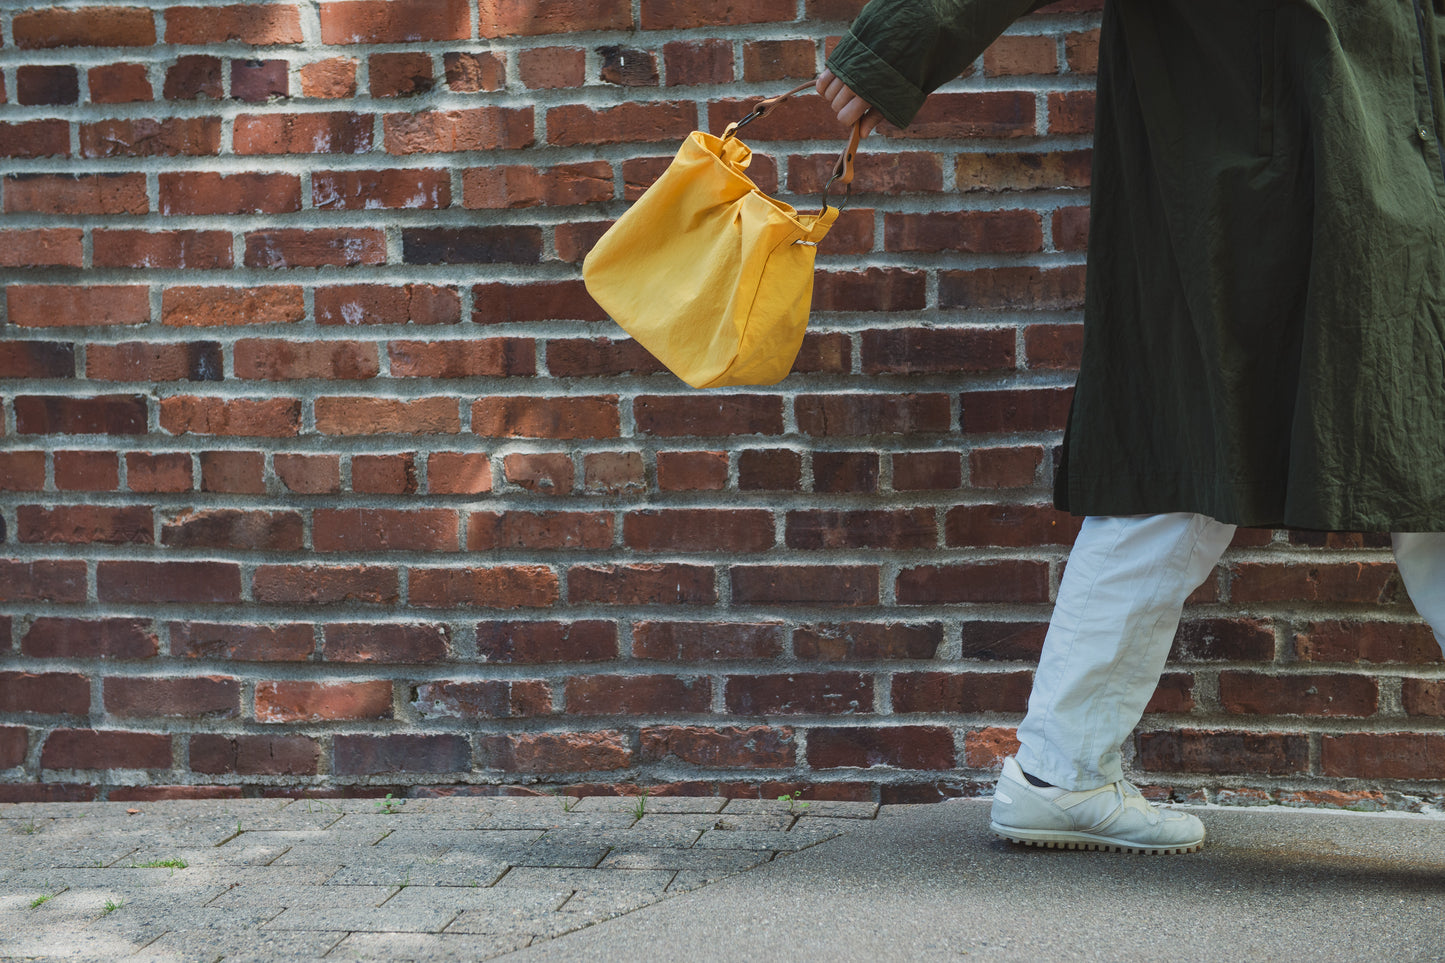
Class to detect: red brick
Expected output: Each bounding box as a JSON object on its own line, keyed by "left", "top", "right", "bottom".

{"left": 1403, "top": 679, "right": 1445, "bottom": 716}
{"left": 160, "top": 509, "right": 302, "bottom": 551}
{"left": 885, "top": 211, "right": 1042, "bottom": 254}
{"left": 476, "top": 731, "right": 630, "bottom": 773}
{"left": 445, "top": 52, "right": 506, "bottom": 92}
{"left": 1048, "top": 90, "right": 1096, "bottom": 134}
{"left": 166, "top": 4, "right": 303, "bottom": 43}
{"left": 428, "top": 453, "right": 493, "bottom": 495}
{"left": 741, "top": 39, "right": 816, "bottom": 81}
{"left": 300, "top": 58, "right": 357, "bottom": 98}
{"left": 547, "top": 102, "right": 696, "bottom": 146}
{"left": 472, "top": 396, "right": 618, "bottom": 439}
{"left": 1230, "top": 563, "right": 1401, "bottom": 604}
{"left": 200, "top": 450, "right": 265, "bottom": 494}
{"left": 317, "top": 284, "right": 460, "bottom": 326}
{"left": 17, "top": 505, "right": 152, "bottom": 545}
{"left": 404, "top": 227, "right": 542, "bottom": 265}
{"left": 313, "top": 168, "right": 450, "bottom": 210}
{"left": 892, "top": 452, "right": 962, "bottom": 491}
{"left": 163, "top": 54, "right": 222, "bottom": 100}
{"left": 0, "top": 119, "right": 69, "bottom": 158}
{"left": 88, "top": 63, "right": 152, "bottom": 103}
{"left": 897, "top": 562, "right": 1051, "bottom": 604}
{"left": 664, "top": 39, "right": 734, "bottom": 86}
{"left": 786, "top": 509, "right": 935, "bottom": 550}
{"left": 22, "top": 617, "right": 157, "bottom": 659}
{"left": 1052, "top": 206, "right": 1090, "bottom": 252}
{"left": 1294, "top": 619, "right": 1441, "bottom": 665}
{"left": 252, "top": 564, "right": 400, "bottom": 605}
{"left": 243, "top": 230, "right": 386, "bottom": 269}
{"left": 54, "top": 450, "right": 119, "bottom": 491}
{"left": 272, "top": 453, "right": 341, "bottom": 495}
{"left": 0, "top": 729, "right": 27, "bottom": 769}
{"left": 171, "top": 622, "right": 314, "bottom": 661}
{"left": 945, "top": 504, "right": 1082, "bottom": 547}
{"left": 468, "top": 511, "right": 612, "bottom": 550}
{"left": 941, "top": 266, "right": 1086, "bottom": 311}
{"left": 0, "top": 228, "right": 82, "bottom": 268}
{"left": 796, "top": 394, "right": 951, "bottom": 437}
{"left": 160, "top": 396, "right": 300, "bottom": 437}
{"left": 0, "top": 561, "right": 84, "bottom": 606}
{"left": 352, "top": 453, "right": 418, "bottom": 494}
{"left": 0, "top": 672, "right": 90, "bottom": 715}
{"left": 471, "top": 280, "right": 607, "bottom": 323}
{"left": 85, "top": 340, "right": 221, "bottom": 382}
{"left": 97, "top": 561, "right": 241, "bottom": 604}
{"left": 724, "top": 672, "right": 873, "bottom": 715}
{"left": 567, "top": 675, "right": 711, "bottom": 715}
{"left": 314, "top": 508, "right": 460, "bottom": 553}
{"left": 730, "top": 565, "right": 880, "bottom": 607}
{"left": 582, "top": 452, "right": 645, "bottom": 494}
{"left": 408, "top": 566, "right": 560, "bottom": 608}
{"left": 640, "top": 726, "right": 794, "bottom": 768}
{"left": 984, "top": 33, "right": 1058, "bottom": 75}
{"left": 389, "top": 339, "right": 534, "bottom": 378}
{"left": 656, "top": 451, "right": 728, "bottom": 491}
{"left": 861, "top": 327, "right": 1014, "bottom": 375}
{"left": 892, "top": 671, "right": 1032, "bottom": 713}
{"left": 1321, "top": 732, "right": 1445, "bottom": 779}
{"left": 956, "top": 150, "right": 1092, "bottom": 192}
{"left": 480, "top": 0, "right": 631, "bottom": 36}
{"left": 413, "top": 680, "right": 552, "bottom": 719}
{"left": 0, "top": 452, "right": 46, "bottom": 491}
{"left": 961, "top": 387, "right": 1074, "bottom": 433}
{"left": 633, "top": 622, "right": 784, "bottom": 661}
{"left": 231, "top": 59, "right": 289, "bottom": 102}
{"left": 807, "top": 726, "right": 954, "bottom": 770}
{"left": 476, "top": 621, "right": 617, "bottom": 663}
{"left": 519, "top": 46, "right": 586, "bottom": 89}
{"left": 887, "top": 91, "right": 1035, "bottom": 139}
{"left": 337, "top": 733, "right": 475, "bottom": 774}
{"left": 160, "top": 173, "right": 300, "bottom": 216}
{"left": 1142, "top": 673, "right": 1195, "bottom": 714}
{"left": 162, "top": 286, "right": 305, "bottom": 328}
{"left": 4, "top": 173, "right": 147, "bottom": 214}
{"left": 567, "top": 564, "right": 717, "bottom": 606}
{"left": 503, "top": 453, "right": 574, "bottom": 495}
{"left": 795, "top": 622, "right": 942, "bottom": 661}
{"left": 17, "top": 65, "right": 78, "bottom": 105}
{"left": 0, "top": 340, "right": 74, "bottom": 378}
{"left": 15, "top": 394, "right": 147, "bottom": 435}
{"left": 1171, "top": 618, "right": 1277, "bottom": 662}
{"left": 40, "top": 729, "right": 171, "bottom": 771}
{"left": 190, "top": 734, "right": 320, "bottom": 775}
{"left": 369, "top": 51, "right": 433, "bottom": 97}
{"left": 104, "top": 676, "right": 239, "bottom": 718}
{"left": 814, "top": 268, "right": 929, "bottom": 312}
{"left": 1136, "top": 729, "right": 1308, "bottom": 775}
{"left": 234, "top": 112, "right": 372, "bottom": 154}
{"left": 625, "top": 510, "right": 775, "bottom": 553}
{"left": 15, "top": 7, "right": 157, "bottom": 48}
{"left": 7, "top": 284, "right": 149, "bottom": 327}
{"left": 321, "top": 0, "right": 470, "bottom": 43}
{"left": 315, "top": 397, "right": 459, "bottom": 435}
{"left": 1217, "top": 672, "right": 1378, "bottom": 718}
{"left": 634, "top": 395, "right": 783, "bottom": 437}
{"left": 323, "top": 623, "right": 450, "bottom": 663}
{"left": 812, "top": 452, "right": 876, "bottom": 495}
{"left": 256, "top": 680, "right": 393, "bottom": 722}
{"left": 79, "top": 117, "right": 221, "bottom": 158}
{"left": 462, "top": 162, "right": 613, "bottom": 208}
{"left": 969, "top": 446, "right": 1044, "bottom": 488}
{"left": 384, "top": 108, "right": 534, "bottom": 153}
{"left": 1066, "top": 28, "right": 1101, "bottom": 73}
{"left": 599, "top": 45, "right": 667, "bottom": 87}
{"left": 234, "top": 339, "right": 379, "bottom": 379}
{"left": 93, "top": 230, "right": 233, "bottom": 269}
{"left": 739, "top": 449, "right": 801, "bottom": 490}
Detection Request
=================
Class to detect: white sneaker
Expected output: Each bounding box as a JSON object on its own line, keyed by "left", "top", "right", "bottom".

{"left": 989, "top": 756, "right": 1204, "bottom": 854}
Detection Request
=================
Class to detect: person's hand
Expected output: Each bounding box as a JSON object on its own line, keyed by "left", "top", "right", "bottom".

{"left": 816, "top": 68, "right": 884, "bottom": 136}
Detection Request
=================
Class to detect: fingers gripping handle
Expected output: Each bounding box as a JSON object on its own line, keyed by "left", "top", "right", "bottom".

{"left": 723, "top": 81, "right": 866, "bottom": 213}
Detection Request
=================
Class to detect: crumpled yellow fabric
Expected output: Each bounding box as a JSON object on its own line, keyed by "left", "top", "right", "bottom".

{"left": 584, "top": 129, "right": 838, "bottom": 389}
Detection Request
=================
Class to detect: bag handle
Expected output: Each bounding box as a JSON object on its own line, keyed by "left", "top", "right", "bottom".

{"left": 722, "top": 80, "right": 866, "bottom": 213}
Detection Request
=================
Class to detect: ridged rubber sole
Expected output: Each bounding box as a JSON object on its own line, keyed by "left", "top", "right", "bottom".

{"left": 990, "top": 822, "right": 1203, "bottom": 855}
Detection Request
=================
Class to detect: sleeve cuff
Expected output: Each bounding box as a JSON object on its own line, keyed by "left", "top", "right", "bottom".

{"left": 824, "top": 31, "right": 927, "bottom": 131}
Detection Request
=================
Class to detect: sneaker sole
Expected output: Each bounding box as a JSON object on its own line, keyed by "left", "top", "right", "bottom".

{"left": 990, "top": 821, "right": 1203, "bottom": 855}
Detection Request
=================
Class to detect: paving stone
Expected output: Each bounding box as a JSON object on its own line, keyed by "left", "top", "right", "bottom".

{"left": 506, "top": 843, "right": 611, "bottom": 868}
{"left": 228, "top": 810, "right": 346, "bottom": 832}
{"left": 573, "top": 795, "right": 728, "bottom": 814}
{"left": 7, "top": 867, "right": 214, "bottom": 890}
{"left": 277, "top": 797, "right": 442, "bottom": 816}
{"left": 323, "top": 854, "right": 508, "bottom": 888}
{"left": 788, "top": 800, "right": 881, "bottom": 819}
{"left": 536, "top": 825, "right": 704, "bottom": 849}
{"left": 223, "top": 830, "right": 389, "bottom": 849}
{"left": 42, "top": 884, "right": 234, "bottom": 917}
{"left": 704, "top": 812, "right": 796, "bottom": 832}
{"left": 494, "top": 867, "right": 675, "bottom": 894}
{"left": 206, "top": 884, "right": 398, "bottom": 910}
{"left": 597, "top": 847, "right": 771, "bottom": 873}
{"left": 328, "top": 812, "right": 488, "bottom": 833}
{"left": 0, "top": 842, "right": 139, "bottom": 869}
{"left": 260, "top": 903, "right": 459, "bottom": 933}
{"left": 719, "top": 798, "right": 803, "bottom": 815}
{"left": 559, "top": 887, "right": 670, "bottom": 917}
{"left": 323, "top": 931, "right": 531, "bottom": 962}
{"left": 481, "top": 810, "right": 638, "bottom": 831}
{"left": 370, "top": 829, "right": 545, "bottom": 851}
{"left": 124, "top": 928, "right": 344, "bottom": 963}
{"left": 120, "top": 844, "right": 288, "bottom": 868}
{"left": 693, "top": 829, "right": 830, "bottom": 851}
{"left": 0, "top": 921, "right": 153, "bottom": 960}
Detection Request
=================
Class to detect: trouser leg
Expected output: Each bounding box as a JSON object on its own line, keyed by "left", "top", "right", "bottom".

{"left": 1015, "top": 513, "right": 1236, "bottom": 790}
{"left": 1391, "top": 532, "right": 1445, "bottom": 652}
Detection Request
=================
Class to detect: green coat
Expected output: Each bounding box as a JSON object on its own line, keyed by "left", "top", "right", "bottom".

{"left": 827, "top": 0, "right": 1445, "bottom": 531}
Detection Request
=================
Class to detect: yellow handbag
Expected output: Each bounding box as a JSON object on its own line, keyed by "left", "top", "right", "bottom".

{"left": 583, "top": 82, "right": 862, "bottom": 389}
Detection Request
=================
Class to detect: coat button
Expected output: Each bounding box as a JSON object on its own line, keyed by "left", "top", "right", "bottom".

{"left": 1418, "top": 126, "right": 1432, "bottom": 142}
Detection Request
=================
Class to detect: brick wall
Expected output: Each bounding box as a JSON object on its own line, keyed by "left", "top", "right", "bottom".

{"left": 1, "top": 0, "right": 1440, "bottom": 810}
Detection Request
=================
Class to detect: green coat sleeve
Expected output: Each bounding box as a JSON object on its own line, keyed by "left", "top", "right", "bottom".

{"left": 825, "top": 0, "right": 1050, "bottom": 128}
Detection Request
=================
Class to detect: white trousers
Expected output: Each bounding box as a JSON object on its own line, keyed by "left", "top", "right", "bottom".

{"left": 1015, "top": 513, "right": 1445, "bottom": 791}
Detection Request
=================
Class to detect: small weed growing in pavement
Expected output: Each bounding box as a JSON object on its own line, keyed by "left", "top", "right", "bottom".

{"left": 135, "top": 858, "right": 188, "bottom": 871}
{"left": 101, "top": 899, "right": 122, "bottom": 916}
{"left": 631, "top": 790, "right": 650, "bottom": 819}
{"left": 396, "top": 874, "right": 410, "bottom": 890}
{"left": 778, "top": 790, "right": 811, "bottom": 815}
{"left": 374, "top": 793, "right": 404, "bottom": 815}
{"left": 19, "top": 819, "right": 38, "bottom": 835}
{"left": 29, "top": 895, "right": 52, "bottom": 908}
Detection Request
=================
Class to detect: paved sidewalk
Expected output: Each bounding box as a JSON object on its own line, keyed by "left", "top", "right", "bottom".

{"left": 2, "top": 793, "right": 1444, "bottom": 962}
